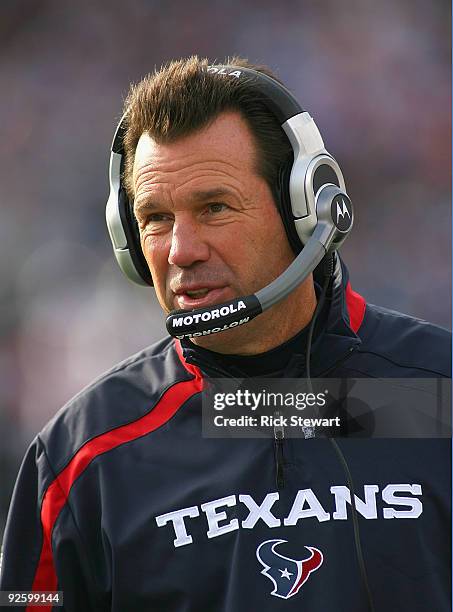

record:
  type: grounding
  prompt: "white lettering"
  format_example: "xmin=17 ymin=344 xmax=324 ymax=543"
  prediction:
xmin=201 ymin=495 xmax=239 ymax=538
xmin=220 ymin=306 xmax=230 ymax=316
xmin=206 ymin=66 xmax=242 ymax=78
xmin=331 ymin=485 xmax=379 ymax=520
xmin=176 ymin=316 xmax=276 ymax=338
xmin=155 ymin=483 xmax=424 ymax=548
xmin=251 ymin=392 xmax=262 ymax=411
xmin=240 ymin=493 xmax=281 ymax=528
xmin=284 ymin=489 xmax=330 ymax=524
xmin=213 ymin=393 xmax=224 ymax=410
xmin=155 ymin=505 xmax=199 ymax=548
xmin=382 ymin=484 xmax=423 ymax=519
xmin=224 ymin=393 xmax=236 ymax=407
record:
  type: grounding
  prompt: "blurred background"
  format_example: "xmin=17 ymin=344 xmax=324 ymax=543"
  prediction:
xmin=0 ymin=0 xmax=451 ymax=538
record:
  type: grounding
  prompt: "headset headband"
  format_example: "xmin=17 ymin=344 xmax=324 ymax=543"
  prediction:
xmin=205 ymin=65 xmax=304 ymax=121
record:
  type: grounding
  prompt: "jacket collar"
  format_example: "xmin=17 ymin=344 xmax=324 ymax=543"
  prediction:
xmin=309 ymin=254 xmax=365 ymax=376
xmin=177 ymin=254 xmax=366 ymax=378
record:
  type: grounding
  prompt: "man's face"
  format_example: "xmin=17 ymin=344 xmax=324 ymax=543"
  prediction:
xmin=132 ymin=111 xmax=314 ymax=353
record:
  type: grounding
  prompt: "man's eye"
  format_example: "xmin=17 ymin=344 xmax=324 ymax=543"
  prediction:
xmin=138 ymin=213 xmax=171 ymax=230
xmin=141 ymin=213 xmax=171 ymax=225
xmin=148 ymin=213 xmax=168 ymax=222
xmin=207 ymin=202 xmax=228 ymax=214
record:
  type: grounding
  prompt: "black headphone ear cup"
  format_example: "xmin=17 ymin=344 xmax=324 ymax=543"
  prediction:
xmin=118 ymin=187 xmax=153 ymax=285
xmin=312 ymin=163 xmax=340 ymax=195
xmin=275 ymin=158 xmax=304 ymax=255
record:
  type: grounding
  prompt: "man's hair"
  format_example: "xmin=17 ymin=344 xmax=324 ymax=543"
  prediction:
xmin=122 ymin=55 xmax=292 ymax=202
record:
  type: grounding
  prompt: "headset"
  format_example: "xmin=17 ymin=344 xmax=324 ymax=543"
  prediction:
xmin=105 ymin=65 xmax=354 ymax=340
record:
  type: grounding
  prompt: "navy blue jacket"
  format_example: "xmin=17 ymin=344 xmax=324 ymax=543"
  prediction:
xmin=0 ymin=257 xmax=451 ymax=611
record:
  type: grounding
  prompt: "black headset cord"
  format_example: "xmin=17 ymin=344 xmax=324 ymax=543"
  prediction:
xmin=305 ymin=255 xmax=376 ymax=612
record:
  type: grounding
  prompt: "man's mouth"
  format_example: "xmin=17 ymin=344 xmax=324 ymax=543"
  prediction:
xmin=173 ymin=286 xmax=230 ymax=310
xmin=185 ymin=288 xmax=210 ymax=298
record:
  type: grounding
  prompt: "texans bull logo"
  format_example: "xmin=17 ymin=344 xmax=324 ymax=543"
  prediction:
xmin=256 ymin=539 xmax=323 ymax=599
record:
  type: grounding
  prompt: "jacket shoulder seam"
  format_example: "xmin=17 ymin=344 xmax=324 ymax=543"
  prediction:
xmin=60 ymin=340 xmax=175 ymax=409
xmin=354 ymin=348 xmax=450 ymax=378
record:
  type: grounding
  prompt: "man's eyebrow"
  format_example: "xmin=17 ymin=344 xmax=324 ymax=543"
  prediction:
xmin=134 ymin=187 xmax=237 ymax=215
xmin=133 ymin=197 xmax=159 ymax=216
xmin=188 ymin=187 xmax=236 ymax=201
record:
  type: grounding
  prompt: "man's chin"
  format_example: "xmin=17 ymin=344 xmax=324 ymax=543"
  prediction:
xmin=187 ymin=318 xmax=261 ymax=355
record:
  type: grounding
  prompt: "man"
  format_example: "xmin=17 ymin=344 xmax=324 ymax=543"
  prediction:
xmin=0 ymin=57 xmax=450 ymax=611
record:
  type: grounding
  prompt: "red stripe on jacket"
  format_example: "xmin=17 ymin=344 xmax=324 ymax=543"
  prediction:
xmin=174 ymin=339 xmax=204 ymax=379
xmin=28 ymin=375 xmax=203 ymax=611
xmin=345 ymin=281 xmax=366 ymax=333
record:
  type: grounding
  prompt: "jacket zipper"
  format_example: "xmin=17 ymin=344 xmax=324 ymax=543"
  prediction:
xmin=184 ymin=345 xmax=360 ymax=494
xmin=189 ymin=354 xmax=288 ymax=491
xmin=273 ymin=411 xmax=285 ymax=490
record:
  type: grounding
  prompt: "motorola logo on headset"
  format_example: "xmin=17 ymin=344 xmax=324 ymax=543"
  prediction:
xmin=171 ymin=299 xmax=251 ymax=339
xmin=172 ymin=300 xmax=247 ymax=327
xmin=206 ymin=66 xmax=242 ymax=78
xmin=332 ymin=194 xmax=353 ymax=232
xmin=105 ymin=65 xmax=354 ymax=338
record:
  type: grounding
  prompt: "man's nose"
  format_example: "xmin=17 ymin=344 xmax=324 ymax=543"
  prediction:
xmin=168 ymin=216 xmax=210 ymax=267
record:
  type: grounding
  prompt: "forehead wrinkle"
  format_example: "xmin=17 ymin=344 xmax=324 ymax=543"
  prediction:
xmin=134 ymin=152 xmax=254 ymax=189
xmin=135 ymin=156 xmax=249 ymax=181
xmin=133 ymin=166 xmax=166 ymax=195
xmin=135 ymin=160 xmax=249 ymax=206
xmin=172 ymin=170 xmax=245 ymax=201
